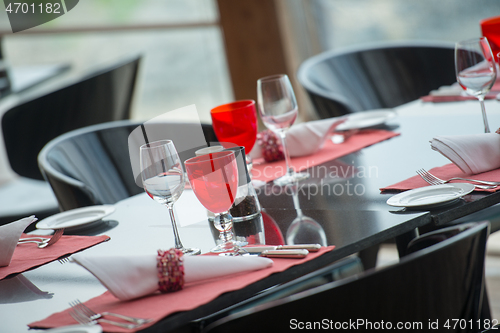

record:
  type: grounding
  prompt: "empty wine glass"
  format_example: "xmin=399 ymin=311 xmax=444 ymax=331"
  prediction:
xmin=455 ymin=37 xmax=497 ymax=133
xmin=140 ymin=140 xmax=200 ymax=255
xmin=285 ymin=182 xmax=327 ymax=246
xmin=257 ymin=74 xmax=310 ymax=185
xmin=185 ymin=151 xmax=239 ymax=253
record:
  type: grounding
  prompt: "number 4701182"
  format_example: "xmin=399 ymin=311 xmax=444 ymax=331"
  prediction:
xmin=5 ymin=2 xmax=61 ymax=14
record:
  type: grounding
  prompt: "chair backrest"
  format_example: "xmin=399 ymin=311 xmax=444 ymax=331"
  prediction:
xmin=2 ymin=55 xmax=141 ymax=180
xmin=297 ymin=41 xmax=456 ymax=118
xmin=203 ymin=222 xmax=489 ymax=333
xmin=38 ymin=120 xmax=218 ymax=211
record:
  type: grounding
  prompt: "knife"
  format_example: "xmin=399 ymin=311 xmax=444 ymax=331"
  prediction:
xmin=243 ymin=244 xmax=321 ymax=254
xmin=257 ymin=249 xmax=309 ymax=258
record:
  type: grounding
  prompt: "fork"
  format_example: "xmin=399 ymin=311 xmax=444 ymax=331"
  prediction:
xmin=417 ymin=169 xmax=500 ymax=186
xmin=69 ymin=309 xmax=142 ymax=330
xmin=58 ymin=256 xmax=73 ymax=264
xmin=416 ymin=169 xmax=497 ymax=190
xmin=70 ymin=299 xmax=151 ymax=325
xmin=17 ymin=229 xmax=64 ymax=248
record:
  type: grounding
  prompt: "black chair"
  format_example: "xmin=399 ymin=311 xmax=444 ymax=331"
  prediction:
xmin=297 ymin=41 xmax=456 ymax=118
xmin=38 ymin=120 xmax=218 ymax=211
xmin=201 ymin=222 xmax=489 ymax=333
xmin=0 ymin=55 xmax=141 ymax=225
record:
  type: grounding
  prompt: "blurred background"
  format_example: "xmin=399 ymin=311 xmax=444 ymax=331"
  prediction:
xmin=1 ymin=0 xmax=499 ymax=123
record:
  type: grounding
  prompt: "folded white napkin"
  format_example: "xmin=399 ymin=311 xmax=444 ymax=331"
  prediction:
xmin=72 ymin=253 xmax=273 ymax=301
xmin=429 ymin=83 xmax=464 ymax=96
xmin=0 ymin=216 xmax=37 ymax=267
xmin=431 ymin=134 xmax=500 ymax=174
xmin=250 ymin=117 xmax=346 ymax=159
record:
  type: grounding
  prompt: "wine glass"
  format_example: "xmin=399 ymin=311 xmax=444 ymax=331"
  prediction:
xmin=257 ymin=74 xmax=310 ymax=185
xmin=185 ymin=150 xmax=239 ymax=253
xmin=285 ymin=182 xmax=327 ymax=246
xmin=210 ymin=100 xmax=258 ymax=171
xmin=455 ymin=37 xmax=497 ymax=133
xmin=140 ymin=140 xmax=200 ymax=255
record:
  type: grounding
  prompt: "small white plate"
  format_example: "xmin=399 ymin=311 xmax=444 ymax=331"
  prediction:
xmin=36 ymin=205 xmax=115 ymax=230
xmin=386 ymin=183 xmax=475 ymax=208
xmin=45 ymin=324 xmax=102 ymax=333
xmin=336 ymin=109 xmax=396 ymax=131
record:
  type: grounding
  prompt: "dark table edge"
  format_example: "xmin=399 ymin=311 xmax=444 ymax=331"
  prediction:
xmin=432 ymin=191 xmax=500 ymax=226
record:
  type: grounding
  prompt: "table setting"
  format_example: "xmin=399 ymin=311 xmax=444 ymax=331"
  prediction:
xmin=29 ymin=246 xmax=335 ymax=332
xmin=379 ymin=29 xmax=500 ymax=214
xmin=4 ymin=45 xmax=500 ymax=331
xmin=0 ymin=68 xmax=414 ymax=332
xmin=0 ymin=215 xmax=110 ymax=281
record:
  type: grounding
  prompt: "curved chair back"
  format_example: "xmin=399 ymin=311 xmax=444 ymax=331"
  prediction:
xmin=297 ymin=42 xmax=456 ymax=118
xmin=38 ymin=120 xmax=218 ymax=211
xmin=203 ymin=222 xmax=489 ymax=333
xmin=2 ymin=55 xmax=141 ymax=180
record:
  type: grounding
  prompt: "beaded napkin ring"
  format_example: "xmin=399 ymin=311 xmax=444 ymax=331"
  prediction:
xmin=157 ymin=248 xmax=185 ymax=292
xmin=256 ymin=130 xmax=284 ymax=162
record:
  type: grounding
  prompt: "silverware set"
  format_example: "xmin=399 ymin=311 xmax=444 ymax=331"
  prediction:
xmin=416 ymin=169 xmax=499 ymax=190
xmin=69 ymin=299 xmax=152 ymax=329
xmin=17 ymin=228 xmax=64 ymax=248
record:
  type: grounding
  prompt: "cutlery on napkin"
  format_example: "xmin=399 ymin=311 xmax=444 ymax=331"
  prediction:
xmin=243 ymin=244 xmax=321 ymax=253
xmin=71 ymin=253 xmax=273 ymax=301
xmin=430 ymin=133 xmax=500 ymax=175
xmin=0 ymin=216 xmax=37 ymax=267
xmin=250 ymin=117 xmax=346 ymax=159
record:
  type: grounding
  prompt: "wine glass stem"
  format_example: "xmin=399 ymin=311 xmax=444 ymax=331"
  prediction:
xmin=279 ymin=132 xmax=294 ymax=177
xmin=479 ymin=97 xmax=491 ymax=133
xmin=167 ymin=205 xmax=184 ymax=250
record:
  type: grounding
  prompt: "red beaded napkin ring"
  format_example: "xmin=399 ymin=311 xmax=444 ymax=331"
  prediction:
xmin=157 ymin=248 xmax=185 ymax=293
xmin=256 ymin=130 xmax=285 ymax=162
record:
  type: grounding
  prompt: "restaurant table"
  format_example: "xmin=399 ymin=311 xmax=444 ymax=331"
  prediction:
xmin=1 ymin=98 xmax=500 ymax=332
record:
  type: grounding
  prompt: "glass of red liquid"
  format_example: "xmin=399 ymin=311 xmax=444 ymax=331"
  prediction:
xmin=210 ymin=100 xmax=258 ymax=171
xmin=185 ymin=150 xmax=239 ymax=253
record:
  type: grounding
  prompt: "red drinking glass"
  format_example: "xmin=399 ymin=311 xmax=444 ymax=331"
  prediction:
xmin=210 ymin=100 xmax=258 ymax=154
xmin=481 ymin=16 xmax=500 ymax=63
xmin=185 ymin=151 xmax=239 ymax=253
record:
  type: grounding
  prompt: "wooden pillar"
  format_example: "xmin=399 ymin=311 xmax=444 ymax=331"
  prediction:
xmin=216 ymin=0 xmax=289 ymax=102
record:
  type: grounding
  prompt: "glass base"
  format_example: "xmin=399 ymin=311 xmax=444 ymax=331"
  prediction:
xmin=273 ymin=171 xmax=310 ymax=186
xmin=180 ymin=247 xmax=201 ymax=255
xmin=210 ymin=240 xmax=239 ymax=253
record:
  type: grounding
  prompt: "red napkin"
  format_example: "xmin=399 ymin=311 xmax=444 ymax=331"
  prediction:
xmin=252 ymin=129 xmax=399 ymax=183
xmin=30 ymin=246 xmax=335 ymax=332
xmin=420 ymin=93 xmax=498 ymax=103
xmin=481 ymin=16 xmax=500 ymax=62
xmin=380 ymin=163 xmax=500 ymax=193
xmin=0 ymin=233 xmax=109 ymax=280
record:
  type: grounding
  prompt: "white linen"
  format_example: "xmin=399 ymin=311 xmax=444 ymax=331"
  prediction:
xmin=430 ymin=133 xmax=500 ymax=174
xmin=0 ymin=216 xmax=37 ymax=267
xmin=72 ymin=253 xmax=273 ymax=301
xmin=250 ymin=117 xmax=346 ymax=159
